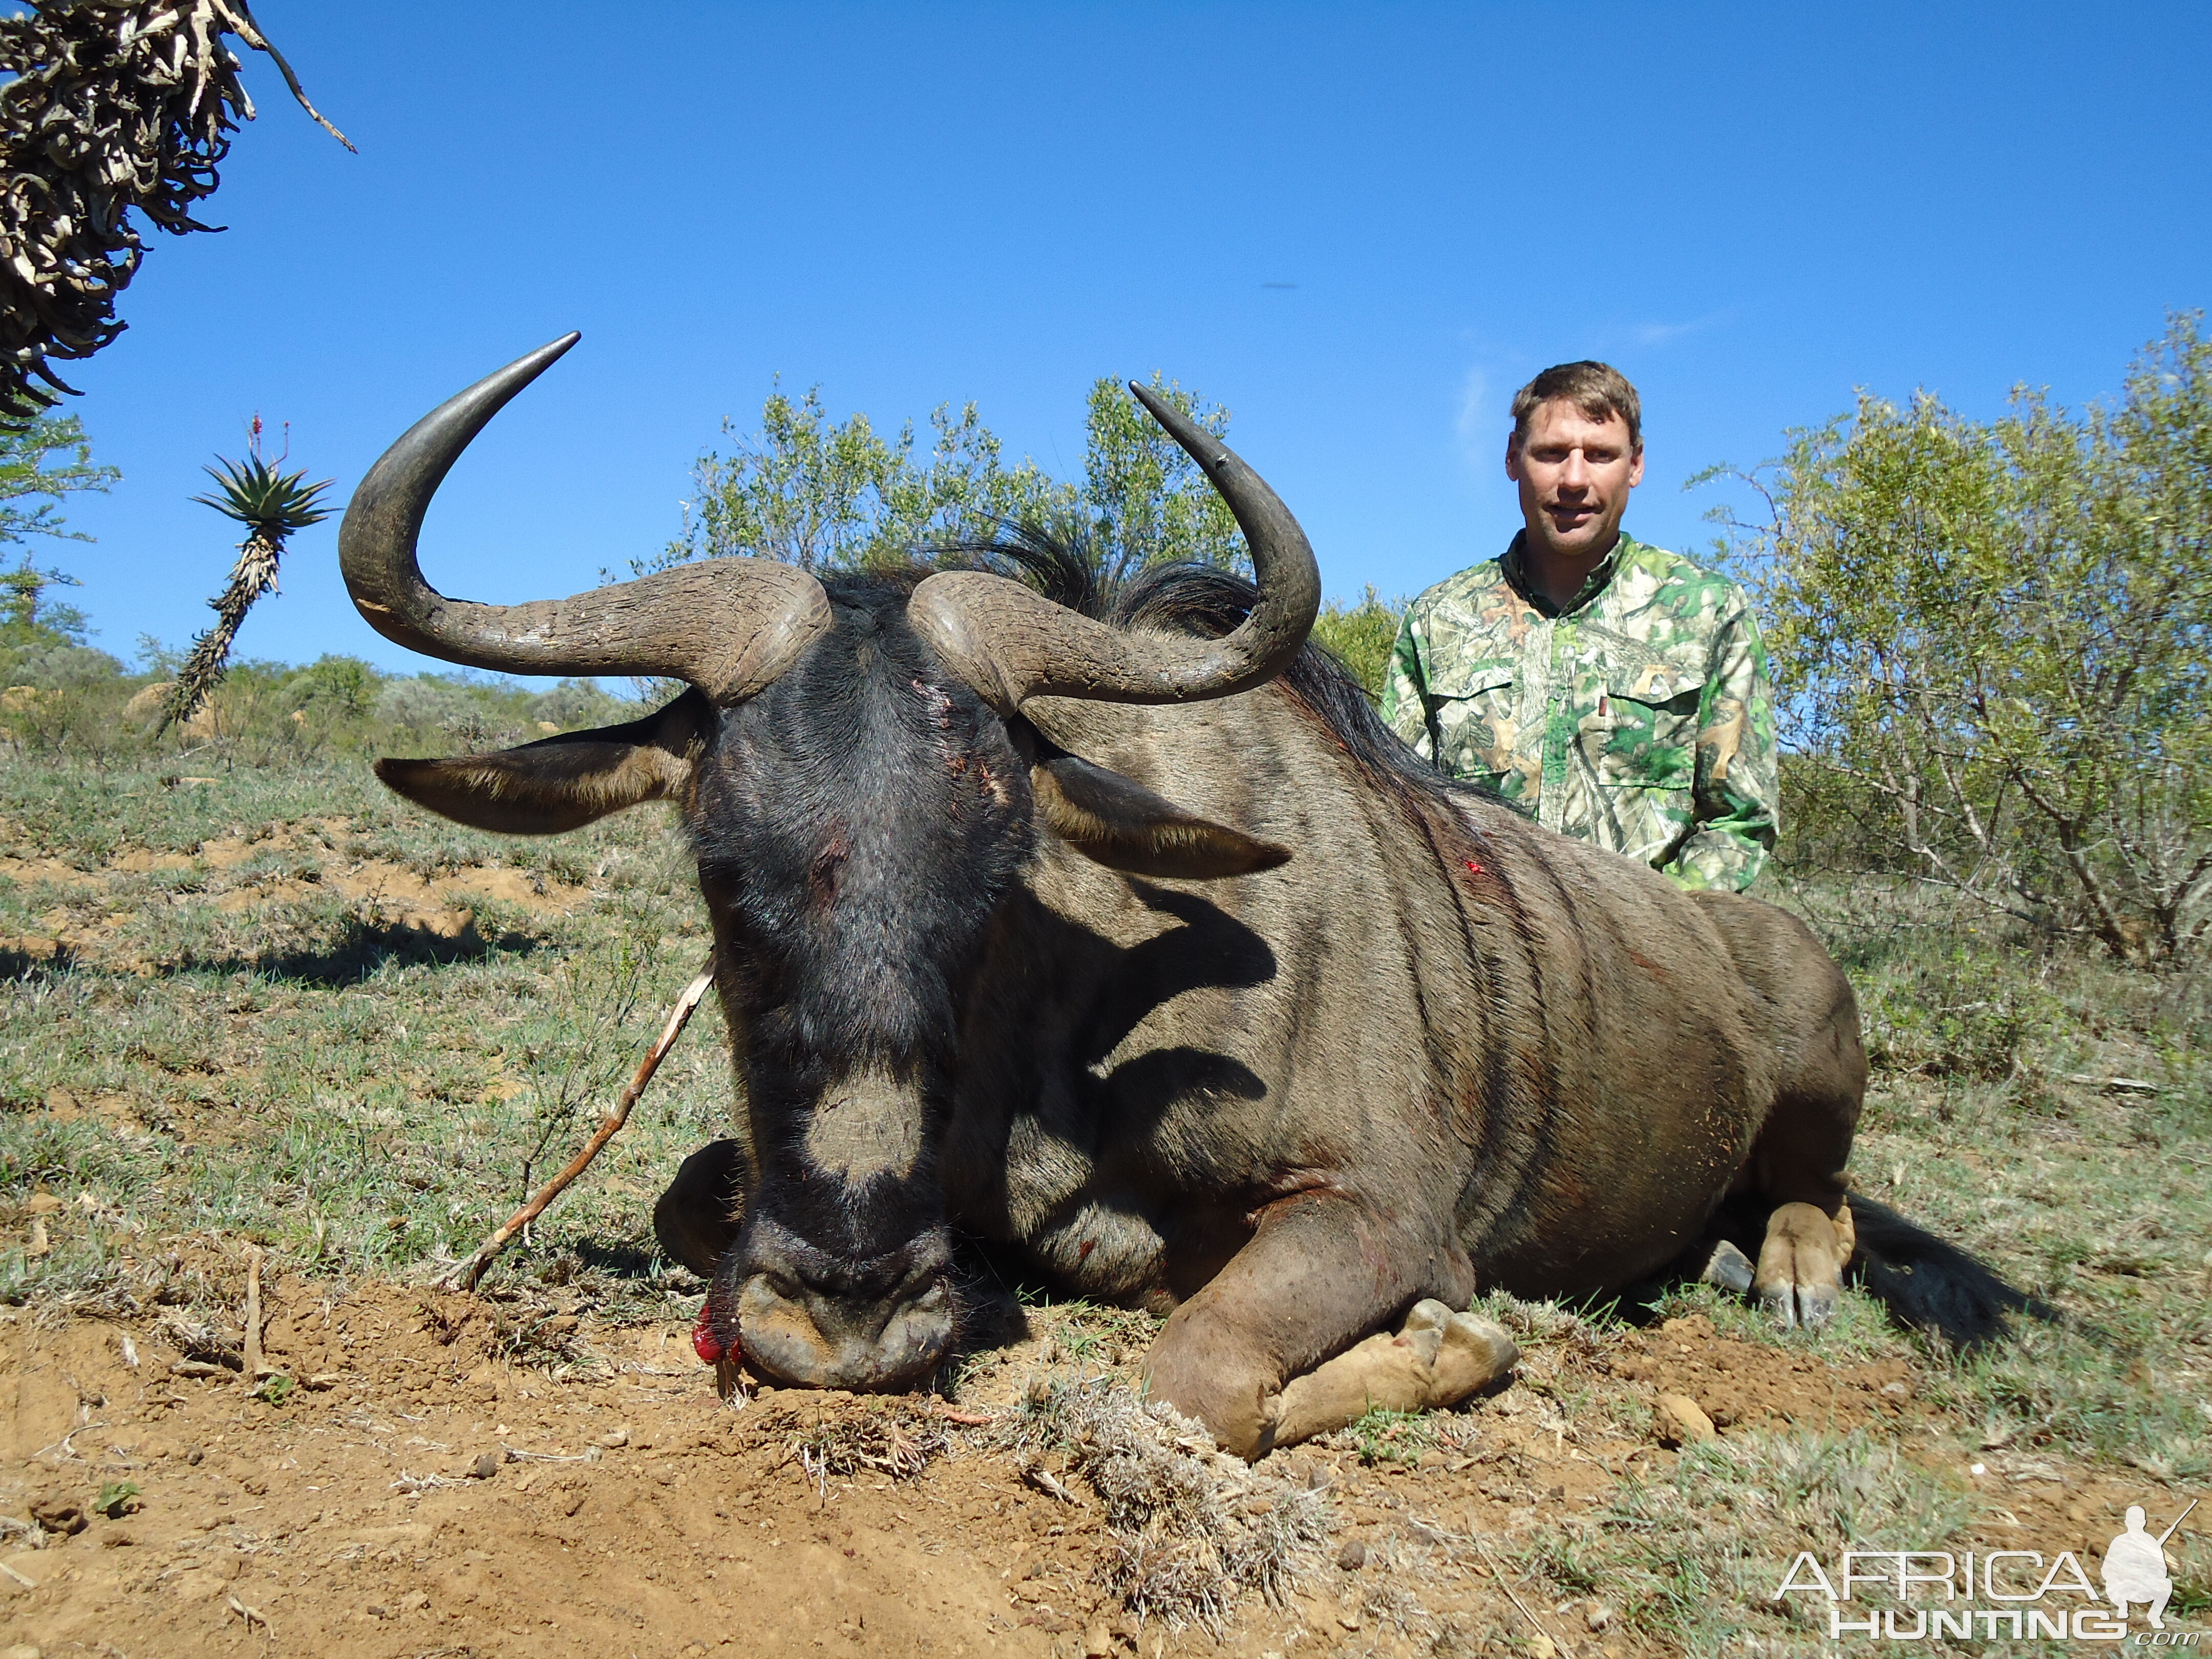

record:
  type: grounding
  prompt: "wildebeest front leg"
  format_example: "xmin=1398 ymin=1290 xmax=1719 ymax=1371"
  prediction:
xmin=1142 ymin=1193 xmax=1485 ymax=1460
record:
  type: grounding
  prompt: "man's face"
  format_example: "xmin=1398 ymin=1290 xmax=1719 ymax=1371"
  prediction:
xmin=1505 ymin=399 xmax=1644 ymax=563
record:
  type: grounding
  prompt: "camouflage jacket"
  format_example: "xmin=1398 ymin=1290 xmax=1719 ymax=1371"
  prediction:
xmin=1380 ymin=532 xmax=1778 ymax=891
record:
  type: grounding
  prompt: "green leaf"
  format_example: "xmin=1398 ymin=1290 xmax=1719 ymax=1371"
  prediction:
xmin=94 ymin=1479 xmax=141 ymax=1518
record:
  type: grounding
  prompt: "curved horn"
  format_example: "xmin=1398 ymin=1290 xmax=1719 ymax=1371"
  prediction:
xmin=907 ymin=382 xmax=1321 ymax=713
xmin=339 ymin=334 xmax=831 ymax=702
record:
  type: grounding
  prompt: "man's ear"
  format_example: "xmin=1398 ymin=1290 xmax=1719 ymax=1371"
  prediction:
xmin=1031 ymin=754 xmax=1289 ymax=880
xmin=375 ymin=690 xmax=710 ymax=835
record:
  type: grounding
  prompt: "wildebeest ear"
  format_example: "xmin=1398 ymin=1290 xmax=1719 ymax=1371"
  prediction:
xmin=375 ymin=690 xmax=710 ymax=835
xmin=1030 ymin=755 xmax=1290 ymax=880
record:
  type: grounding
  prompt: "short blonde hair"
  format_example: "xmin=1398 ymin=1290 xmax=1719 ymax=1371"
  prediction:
xmin=1509 ymin=361 xmax=1642 ymax=454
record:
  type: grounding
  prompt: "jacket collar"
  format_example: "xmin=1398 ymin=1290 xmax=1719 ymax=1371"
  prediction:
xmin=1499 ymin=529 xmax=1637 ymax=619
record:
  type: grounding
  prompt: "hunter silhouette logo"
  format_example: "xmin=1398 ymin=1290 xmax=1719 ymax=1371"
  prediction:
xmin=1772 ymin=1496 xmax=2200 ymax=1643
xmin=2104 ymin=1501 xmax=2196 ymax=1631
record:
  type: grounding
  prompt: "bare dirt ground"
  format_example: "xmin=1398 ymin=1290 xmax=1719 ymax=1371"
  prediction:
xmin=2 ymin=1277 xmax=2178 ymax=1659
xmin=0 ymin=816 xmax=591 ymax=973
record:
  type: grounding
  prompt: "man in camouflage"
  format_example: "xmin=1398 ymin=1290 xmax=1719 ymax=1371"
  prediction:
xmin=1382 ymin=361 xmax=1778 ymax=890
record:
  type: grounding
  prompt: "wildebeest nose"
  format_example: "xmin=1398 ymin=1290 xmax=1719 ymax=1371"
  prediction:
xmin=733 ymin=1269 xmax=953 ymax=1393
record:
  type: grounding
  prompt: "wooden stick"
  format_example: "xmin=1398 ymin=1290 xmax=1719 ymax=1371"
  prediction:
xmin=241 ymin=1244 xmax=270 ymax=1380
xmin=439 ymin=954 xmax=717 ymax=1293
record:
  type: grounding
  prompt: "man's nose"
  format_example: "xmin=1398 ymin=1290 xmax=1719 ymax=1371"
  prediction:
xmin=1558 ymin=448 xmax=1592 ymax=488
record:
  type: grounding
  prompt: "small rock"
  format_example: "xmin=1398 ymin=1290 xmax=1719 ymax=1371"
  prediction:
xmin=1655 ymin=1394 xmax=1716 ymax=1446
xmin=598 ymin=1428 xmax=630 ymax=1449
xmin=398 ymin=1589 xmax=430 ymax=1613
xmin=171 ymin=1360 xmax=223 ymax=1379
xmin=365 ymin=1604 xmax=390 ymax=1619
xmin=1586 ymin=1604 xmax=1615 ymax=1631
xmin=1082 ymin=1622 xmax=1114 ymax=1656
xmin=1336 ymin=1608 xmax=1363 ymax=1631
xmin=185 ymin=1447 xmax=204 ymax=1465
xmin=29 ymin=1497 xmax=86 ymax=1536
xmin=6 ymin=1644 xmax=45 ymax=1659
xmin=471 ymin=1452 xmax=502 ymax=1481
xmin=1527 ymin=1637 xmax=1556 ymax=1659
xmin=1336 ymin=1538 xmax=1367 ymax=1570
xmin=100 ymin=1530 xmax=137 ymax=1548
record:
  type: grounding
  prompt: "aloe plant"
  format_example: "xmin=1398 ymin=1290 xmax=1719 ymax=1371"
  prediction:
xmin=163 ymin=436 xmax=333 ymax=733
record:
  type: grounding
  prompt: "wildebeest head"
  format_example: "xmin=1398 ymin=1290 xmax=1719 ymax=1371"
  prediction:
xmin=339 ymin=335 xmax=1318 ymax=1391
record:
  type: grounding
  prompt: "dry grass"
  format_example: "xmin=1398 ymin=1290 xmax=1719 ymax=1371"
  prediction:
xmin=988 ymin=1367 xmax=1334 ymax=1630
xmin=775 ymin=1395 xmax=953 ymax=1495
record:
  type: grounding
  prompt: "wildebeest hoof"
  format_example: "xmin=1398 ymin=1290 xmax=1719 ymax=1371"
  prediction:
xmin=1266 ymin=1300 xmax=1518 ymax=1455
xmin=1404 ymin=1299 xmax=1520 ymax=1402
xmin=1697 ymin=1239 xmax=1755 ymax=1295
xmin=1754 ymin=1201 xmax=1849 ymax=1330
xmin=652 ymin=1139 xmax=750 ymax=1277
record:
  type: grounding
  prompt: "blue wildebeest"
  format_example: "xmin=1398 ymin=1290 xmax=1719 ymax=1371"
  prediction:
xmin=339 ymin=337 xmax=2034 ymax=1458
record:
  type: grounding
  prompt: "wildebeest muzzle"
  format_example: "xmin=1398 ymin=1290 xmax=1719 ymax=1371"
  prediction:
xmin=719 ymin=1214 xmax=956 ymax=1391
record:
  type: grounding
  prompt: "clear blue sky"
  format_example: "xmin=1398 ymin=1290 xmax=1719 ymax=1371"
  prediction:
xmin=32 ymin=3 xmax=2212 ymax=683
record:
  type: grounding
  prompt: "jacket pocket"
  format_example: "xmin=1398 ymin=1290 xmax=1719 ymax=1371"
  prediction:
xmin=1589 ymin=660 xmax=1700 ymax=794
xmin=1425 ymin=661 xmax=1520 ymax=791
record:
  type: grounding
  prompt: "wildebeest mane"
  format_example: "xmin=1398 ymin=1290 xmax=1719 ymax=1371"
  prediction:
xmin=939 ymin=523 xmax=1506 ymax=826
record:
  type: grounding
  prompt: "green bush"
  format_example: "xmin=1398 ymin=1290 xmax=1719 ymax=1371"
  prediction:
xmin=1705 ymin=313 xmax=2212 ymax=960
xmin=1309 ymin=585 xmax=1404 ymax=705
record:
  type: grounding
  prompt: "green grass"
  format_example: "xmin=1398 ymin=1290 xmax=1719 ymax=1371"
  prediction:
xmin=1347 ymin=1404 xmax=1439 ymax=1467
xmin=1770 ymin=875 xmax=2212 ymax=1482
xmin=1 ymin=753 xmax=726 ymax=1326
xmin=1516 ymin=1429 xmax=1990 ymax=1654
